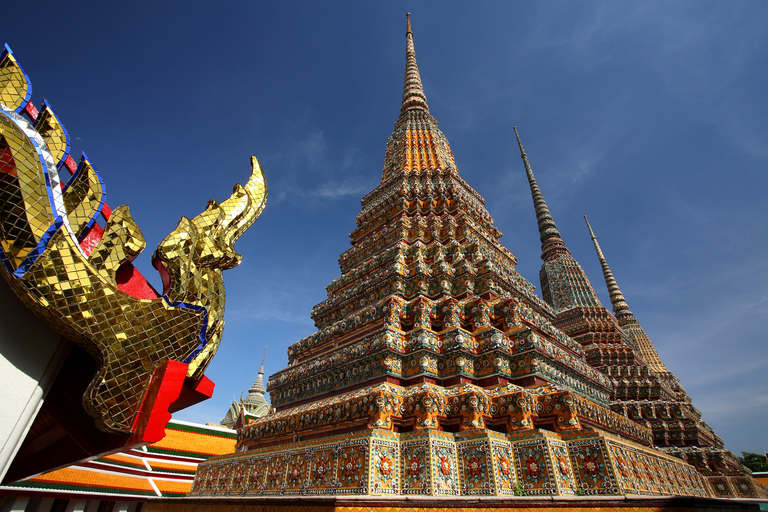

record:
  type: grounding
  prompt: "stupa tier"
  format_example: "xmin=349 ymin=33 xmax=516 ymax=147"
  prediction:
xmin=190 ymin=16 xmax=767 ymax=500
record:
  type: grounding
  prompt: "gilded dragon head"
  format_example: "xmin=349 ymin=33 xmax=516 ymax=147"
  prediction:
xmin=0 ymin=44 xmax=267 ymax=433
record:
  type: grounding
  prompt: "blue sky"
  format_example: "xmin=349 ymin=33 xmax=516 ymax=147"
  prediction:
xmin=3 ymin=2 xmax=766 ymax=455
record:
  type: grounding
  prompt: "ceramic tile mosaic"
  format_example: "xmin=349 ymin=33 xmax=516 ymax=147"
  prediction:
xmin=457 ymin=437 xmax=494 ymax=495
xmin=284 ymin=452 xmax=308 ymax=493
xmin=547 ymin=439 xmax=575 ymax=495
xmin=512 ymin=436 xmax=557 ymax=495
xmin=246 ymin=458 xmax=266 ymax=494
xmin=400 ymin=434 xmax=431 ymax=495
xmin=338 ymin=442 xmax=370 ymax=494
xmin=305 ymin=448 xmax=335 ymax=494
xmin=566 ymin=436 xmax=619 ymax=495
xmin=605 ymin=438 xmax=711 ymax=498
xmin=430 ymin=438 xmax=459 ymax=495
xmin=370 ymin=437 xmax=399 ymax=494
xmin=488 ymin=436 xmax=517 ymax=495
xmin=265 ymin=455 xmax=286 ymax=494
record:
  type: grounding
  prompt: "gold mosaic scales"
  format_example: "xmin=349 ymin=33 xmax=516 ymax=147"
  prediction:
xmin=0 ymin=45 xmax=267 ymax=434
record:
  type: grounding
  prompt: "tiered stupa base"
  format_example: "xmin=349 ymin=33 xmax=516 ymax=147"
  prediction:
xmin=192 ymin=427 xmax=709 ymax=498
xmin=189 ymin=382 xmax=766 ymax=499
xmin=149 ymin=496 xmax=764 ymax=512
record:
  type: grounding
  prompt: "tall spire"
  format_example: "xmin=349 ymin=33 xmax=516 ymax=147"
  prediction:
xmin=514 ymin=126 xmax=568 ymax=260
xmin=584 ymin=217 xmax=673 ymax=375
xmin=401 ymin=13 xmax=429 ymax=114
xmin=584 ymin=216 xmax=632 ymax=318
xmin=380 ymin=14 xmax=456 ymax=181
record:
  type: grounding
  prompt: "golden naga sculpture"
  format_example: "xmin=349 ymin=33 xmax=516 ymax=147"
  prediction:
xmin=0 ymin=44 xmax=267 ymax=434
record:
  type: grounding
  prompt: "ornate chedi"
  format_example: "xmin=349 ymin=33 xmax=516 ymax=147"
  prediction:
xmin=582 ymin=217 xmax=753 ymax=497
xmin=0 ymin=44 xmax=266 ymax=482
xmin=513 ymin=124 xmax=760 ymax=497
xmin=515 ymin=128 xmax=727 ymax=453
xmin=190 ymin=16 xmax=766 ymax=500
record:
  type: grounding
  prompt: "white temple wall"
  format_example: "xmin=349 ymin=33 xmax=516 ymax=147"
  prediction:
xmin=0 ymin=278 xmax=68 ymax=482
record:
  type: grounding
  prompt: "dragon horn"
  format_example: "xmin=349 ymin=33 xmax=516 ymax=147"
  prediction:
xmin=218 ymin=156 xmax=267 ymax=249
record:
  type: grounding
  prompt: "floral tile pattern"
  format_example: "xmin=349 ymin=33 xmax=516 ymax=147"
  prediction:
xmin=708 ymin=476 xmax=734 ymax=498
xmin=547 ymin=439 xmax=575 ymax=495
xmin=246 ymin=457 xmax=266 ymax=494
xmin=567 ymin=437 xmax=618 ymax=495
xmin=191 ymin=426 xmax=763 ymax=499
xmin=371 ymin=438 xmax=399 ymax=494
xmin=729 ymin=475 xmax=760 ymax=498
xmin=400 ymin=434 xmax=430 ymax=495
xmin=264 ymin=456 xmax=285 ymax=494
xmin=306 ymin=448 xmax=335 ymax=494
xmin=605 ymin=439 xmax=711 ymax=498
xmin=512 ymin=436 xmax=557 ymax=495
xmin=458 ymin=438 xmax=493 ymax=495
xmin=431 ymin=439 xmax=459 ymax=495
xmin=226 ymin=460 xmax=248 ymax=495
xmin=334 ymin=442 xmax=369 ymax=495
xmin=489 ymin=437 xmax=517 ymax=495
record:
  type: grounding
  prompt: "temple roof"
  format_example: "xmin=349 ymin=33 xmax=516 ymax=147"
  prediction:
xmin=1 ymin=420 xmax=235 ymax=498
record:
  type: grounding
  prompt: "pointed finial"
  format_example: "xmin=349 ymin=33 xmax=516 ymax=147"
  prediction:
xmin=514 ymin=127 xmax=565 ymax=256
xmin=584 ymin=215 xmax=632 ymax=317
xmin=246 ymin=345 xmax=268 ymax=396
xmin=401 ymin=13 xmax=429 ymax=114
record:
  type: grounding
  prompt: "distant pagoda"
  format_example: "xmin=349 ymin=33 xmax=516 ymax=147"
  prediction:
xmin=191 ymin=15 xmax=765 ymax=500
xmin=220 ymin=348 xmax=271 ymax=429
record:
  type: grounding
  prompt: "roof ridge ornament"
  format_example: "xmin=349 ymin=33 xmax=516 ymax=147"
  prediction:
xmin=0 ymin=44 xmax=267 ymax=434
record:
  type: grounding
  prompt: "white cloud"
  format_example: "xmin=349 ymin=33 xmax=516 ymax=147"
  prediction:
xmin=315 ymin=181 xmax=370 ymax=200
xmin=261 ymin=130 xmax=376 ymax=207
